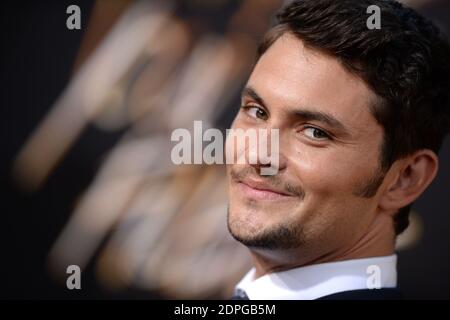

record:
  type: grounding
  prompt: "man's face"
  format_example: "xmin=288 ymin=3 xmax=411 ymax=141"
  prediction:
xmin=227 ymin=33 xmax=387 ymax=253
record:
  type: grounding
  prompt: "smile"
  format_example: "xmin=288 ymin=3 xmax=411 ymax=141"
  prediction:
xmin=237 ymin=179 xmax=293 ymax=201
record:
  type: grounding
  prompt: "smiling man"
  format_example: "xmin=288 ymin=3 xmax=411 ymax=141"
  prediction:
xmin=226 ymin=0 xmax=450 ymax=300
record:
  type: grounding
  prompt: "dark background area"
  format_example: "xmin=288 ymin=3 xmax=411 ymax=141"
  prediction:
xmin=0 ymin=0 xmax=144 ymax=299
xmin=0 ymin=0 xmax=449 ymax=299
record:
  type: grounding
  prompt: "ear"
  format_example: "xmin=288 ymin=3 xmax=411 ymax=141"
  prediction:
xmin=378 ymin=149 xmax=439 ymax=213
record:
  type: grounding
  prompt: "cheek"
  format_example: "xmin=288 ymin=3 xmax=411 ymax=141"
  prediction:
xmin=226 ymin=118 xmax=245 ymax=162
xmin=288 ymin=145 xmax=379 ymax=199
xmin=286 ymin=145 xmax=379 ymax=236
xmin=291 ymin=151 xmax=345 ymax=189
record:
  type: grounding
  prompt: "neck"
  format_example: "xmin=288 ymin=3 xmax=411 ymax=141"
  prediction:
xmin=250 ymin=213 xmax=396 ymax=279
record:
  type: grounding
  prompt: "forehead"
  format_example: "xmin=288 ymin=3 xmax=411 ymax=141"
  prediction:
xmin=247 ymin=33 xmax=380 ymax=136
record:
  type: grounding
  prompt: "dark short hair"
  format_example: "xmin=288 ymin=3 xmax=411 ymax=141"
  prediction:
xmin=258 ymin=0 xmax=450 ymax=235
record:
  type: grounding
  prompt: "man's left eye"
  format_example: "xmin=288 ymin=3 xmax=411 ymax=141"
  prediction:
xmin=303 ymin=127 xmax=331 ymax=140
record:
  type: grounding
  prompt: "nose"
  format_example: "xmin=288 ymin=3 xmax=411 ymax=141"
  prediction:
xmin=247 ymin=128 xmax=287 ymax=176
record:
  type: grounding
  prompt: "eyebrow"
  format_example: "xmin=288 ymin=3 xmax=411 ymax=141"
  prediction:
xmin=241 ymin=86 xmax=349 ymax=134
xmin=242 ymin=86 xmax=266 ymax=108
xmin=290 ymin=109 xmax=348 ymax=133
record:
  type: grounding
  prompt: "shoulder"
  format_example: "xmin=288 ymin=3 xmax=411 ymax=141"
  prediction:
xmin=317 ymin=288 xmax=403 ymax=300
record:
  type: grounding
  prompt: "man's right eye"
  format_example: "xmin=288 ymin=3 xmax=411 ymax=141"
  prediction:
xmin=242 ymin=105 xmax=268 ymax=121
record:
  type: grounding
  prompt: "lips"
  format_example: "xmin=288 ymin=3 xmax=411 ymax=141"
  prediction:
xmin=237 ymin=178 xmax=293 ymax=201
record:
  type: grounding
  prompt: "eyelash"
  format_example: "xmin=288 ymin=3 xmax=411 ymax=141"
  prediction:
xmin=241 ymin=105 xmax=268 ymax=120
xmin=300 ymin=126 xmax=332 ymax=141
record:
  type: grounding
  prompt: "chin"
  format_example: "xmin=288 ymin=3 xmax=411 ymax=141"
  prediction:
xmin=227 ymin=201 xmax=266 ymax=235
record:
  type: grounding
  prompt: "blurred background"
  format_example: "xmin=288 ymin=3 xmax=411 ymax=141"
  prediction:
xmin=0 ymin=0 xmax=449 ymax=299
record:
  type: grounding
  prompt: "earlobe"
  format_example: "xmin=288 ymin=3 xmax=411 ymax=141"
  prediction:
xmin=378 ymin=150 xmax=438 ymax=213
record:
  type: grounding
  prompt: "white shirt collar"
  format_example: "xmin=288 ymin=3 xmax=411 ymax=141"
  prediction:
xmin=235 ymin=254 xmax=397 ymax=300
